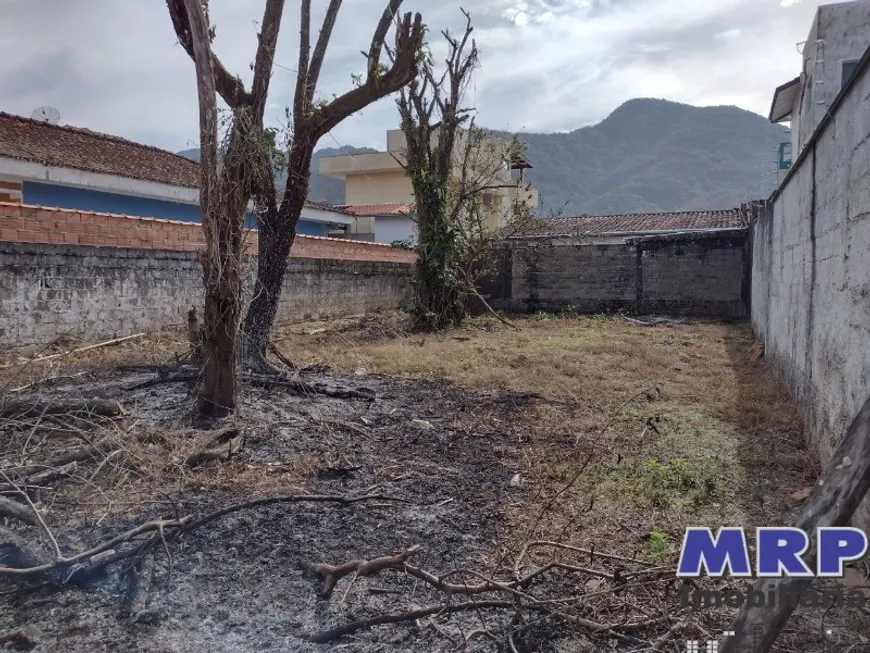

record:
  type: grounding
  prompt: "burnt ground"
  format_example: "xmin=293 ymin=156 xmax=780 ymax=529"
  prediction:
xmin=0 ymin=367 xmax=571 ymax=653
xmin=2 ymin=314 xmax=870 ymax=653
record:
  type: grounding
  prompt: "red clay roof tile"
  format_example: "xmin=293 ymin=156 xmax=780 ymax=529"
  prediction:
xmin=0 ymin=112 xmax=200 ymax=188
xmin=337 ymin=203 xmax=413 ymax=216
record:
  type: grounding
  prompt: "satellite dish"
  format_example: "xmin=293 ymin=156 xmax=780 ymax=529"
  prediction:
xmin=31 ymin=106 xmax=61 ymax=125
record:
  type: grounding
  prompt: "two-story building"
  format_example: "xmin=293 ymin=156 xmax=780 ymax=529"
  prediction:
xmin=768 ymin=0 xmax=870 ymax=180
xmin=319 ymin=128 xmax=539 ymax=243
xmin=0 ymin=111 xmax=351 ymax=236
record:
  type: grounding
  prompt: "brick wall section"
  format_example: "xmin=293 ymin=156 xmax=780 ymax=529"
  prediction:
xmin=486 ymin=230 xmax=748 ymax=318
xmin=0 ymin=202 xmax=416 ymax=264
xmin=0 ymin=241 xmax=412 ymax=347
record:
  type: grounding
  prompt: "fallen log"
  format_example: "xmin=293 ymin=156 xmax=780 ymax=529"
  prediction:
xmin=0 ymin=497 xmax=37 ymax=526
xmin=0 ymin=398 xmax=124 ymax=420
xmin=720 ymin=395 xmax=870 ymax=653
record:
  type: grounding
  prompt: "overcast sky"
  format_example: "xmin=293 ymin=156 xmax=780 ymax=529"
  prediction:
xmin=1 ymin=0 xmax=825 ymax=153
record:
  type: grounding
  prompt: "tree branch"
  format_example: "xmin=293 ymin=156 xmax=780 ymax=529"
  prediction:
xmin=367 ymin=0 xmax=402 ymax=80
xmin=180 ymin=0 xmax=220 ymax=220
xmin=166 ymin=0 xmax=252 ymax=107
xmin=251 ymin=0 xmax=287 ymax=117
xmin=306 ymin=0 xmax=343 ymax=105
xmin=293 ymin=0 xmax=312 ymax=121
xmin=311 ymin=8 xmax=424 ymax=139
xmin=307 ymin=600 xmax=514 ymax=643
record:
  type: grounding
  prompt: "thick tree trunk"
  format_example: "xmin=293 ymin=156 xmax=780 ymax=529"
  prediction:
xmin=241 ymin=142 xmax=314 ymax=365
xmin=199 ymin=202 xmax=243 ymax=416
xmin=180 ymin=0 xmax=242 ymax=417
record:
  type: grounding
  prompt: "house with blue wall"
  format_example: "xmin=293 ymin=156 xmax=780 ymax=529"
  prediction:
xmin=0 ymin=111 xmax=350 ymax=236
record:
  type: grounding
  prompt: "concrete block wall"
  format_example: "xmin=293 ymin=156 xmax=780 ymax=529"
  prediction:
xmin=751 ymin=51 xmax=870 ymax=528
xmin=0 ymin=241 xmax=412 ymax=347
xmin=495 ymin=230 xmax=747 ymax=318
xmin=0 ymin=203 xmax=415 ymax=347
xmin=639 ymin=235 xmax=746 ymax=316
xmin=512 ymin=242 xmax=637 ymax=313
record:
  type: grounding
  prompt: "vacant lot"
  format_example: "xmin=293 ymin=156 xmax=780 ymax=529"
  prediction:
xmin=1 ymin=313 xmax=868 ymax=652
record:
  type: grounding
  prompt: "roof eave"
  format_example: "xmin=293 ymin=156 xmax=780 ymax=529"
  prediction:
xmin=769 ymin=76 xmax=801 ymax=123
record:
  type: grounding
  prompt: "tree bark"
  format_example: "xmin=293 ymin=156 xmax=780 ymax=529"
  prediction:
xmin=182 ymin=0 xmax=239 ymax=417
xmin=242 ymin=142 xmax=314 ymax=363
xmin=239 ymin=2 xmax=424 ymax=365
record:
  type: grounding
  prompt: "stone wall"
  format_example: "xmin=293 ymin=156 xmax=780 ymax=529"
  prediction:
xmin=485 ymin=230 xmax=748 ymax=318
xmin=0 ymin=241 xmax=412 ymax=348
xmin=750 ymin=50 xmax=870 ymax=526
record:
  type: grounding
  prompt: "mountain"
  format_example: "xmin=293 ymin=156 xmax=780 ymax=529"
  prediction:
xmin=512 ymin=98 xmax=787 ymax=215
xmin=178 ymin=99 xmax=788 ymax=214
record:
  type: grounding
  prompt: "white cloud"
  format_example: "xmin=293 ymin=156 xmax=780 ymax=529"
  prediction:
xmin=716 ymin=28 xmax=743 ymax=40
xmin=781 ymin=0 xmax=802 ymax=7
xmin=0 ymin=0 xmax=827 ymax=153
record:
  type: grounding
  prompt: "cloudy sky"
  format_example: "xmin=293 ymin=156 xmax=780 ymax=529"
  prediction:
xmin=1 ymin=0 xmax=824 ymax=153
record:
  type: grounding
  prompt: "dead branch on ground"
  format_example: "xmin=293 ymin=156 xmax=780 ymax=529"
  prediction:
xmin=303 ymin=542 xmax=679 ymax=643
xmin=307 ymin=600 xmax=515 ymax=643
xmin=2 ymin=440 xmax=119 ymax=479
xmin=0 ymin=399 xmax=124 ymax=420
xmin=29 ymin=334 xmax=146 ymax=363
xmin=307 ymin=545 xmax=422 ymax=595
xmin=119 ymin=366 xmax=376 ymax=401
xmin=0 ymin=493 xmax=399 ymax=581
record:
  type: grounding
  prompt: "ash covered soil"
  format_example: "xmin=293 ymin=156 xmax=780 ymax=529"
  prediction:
xmin=1 ymin=366 xmax=573 ymax=653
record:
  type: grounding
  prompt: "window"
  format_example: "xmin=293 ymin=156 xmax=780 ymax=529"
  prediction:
xmin=842 ymin=60 xmax=859 ymax=88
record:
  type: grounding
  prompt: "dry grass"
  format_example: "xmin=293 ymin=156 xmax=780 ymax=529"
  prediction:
xmin=3 ymin=311 xmax=852 ymax=650
xmin=273 ymin=312 xmax=812 ymax=558
xmin=1 ymin=312 xmax=811 ymax=541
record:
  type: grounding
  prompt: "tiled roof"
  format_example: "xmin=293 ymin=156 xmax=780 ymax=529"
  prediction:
xmin=301 ymin=199 xmax=351 ymax=214
xmin=508 ymin=208 xmax=747 ymax=238
xmin=0 ymin=112 xmax=200 ymax=188
xmin=338 ymin=202 xmax=413 ymax=216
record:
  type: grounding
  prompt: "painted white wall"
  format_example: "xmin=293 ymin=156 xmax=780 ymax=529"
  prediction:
xmin=796 ymin=2 xmax=870 ymax=153
xmin=303 ymin=206 xmax=352 ymax=225
xmin=0 ymin=156 xmax=200 ymax=204
xmin=374 ymin=216 xmax=417 ymax=244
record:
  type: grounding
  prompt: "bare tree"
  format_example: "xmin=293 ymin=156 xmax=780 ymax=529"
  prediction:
xmin=397 ymin=10 xmax=535 ymax=331
xmin=240 ymin=1 xmax=425 ymax=368
xmin=168 ymin=0 xmax=422 ymax=408
xmin=168 ymin=0 xmax=284 ymax=416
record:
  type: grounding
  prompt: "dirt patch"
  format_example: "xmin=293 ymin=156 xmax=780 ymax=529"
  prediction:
xmin=1 ymin=314 xmax=869 ymax=652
